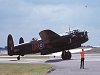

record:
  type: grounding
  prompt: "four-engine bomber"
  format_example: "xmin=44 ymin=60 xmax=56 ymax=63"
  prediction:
xmin=7 ymin=29 xmax=88 ymax=60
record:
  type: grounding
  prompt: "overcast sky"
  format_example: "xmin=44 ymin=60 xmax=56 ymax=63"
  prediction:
xmin=0 ymin=0 xmax=100 ymax=47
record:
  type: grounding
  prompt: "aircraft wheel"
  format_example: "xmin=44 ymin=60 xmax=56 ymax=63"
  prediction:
xmin=61 ymin=51 xmax=72 ymax=60
xmin=17 ymin=55 xmax=20 ymax=60
xmin=66 ymin=51 xmax=72 ymax=60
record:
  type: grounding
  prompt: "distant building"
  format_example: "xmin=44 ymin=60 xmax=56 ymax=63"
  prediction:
xmin=0 ymin=47 xmax=7 ymax=54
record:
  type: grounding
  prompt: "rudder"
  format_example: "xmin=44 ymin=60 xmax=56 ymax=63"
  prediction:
xmin=19 ymin=37 xmax=24 ymax=44
xmin=7 ymin=34 xmax=14 ymax=56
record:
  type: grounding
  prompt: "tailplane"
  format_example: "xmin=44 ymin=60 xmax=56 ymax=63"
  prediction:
xmin=7 ymin=34 xmax=14 ymax=56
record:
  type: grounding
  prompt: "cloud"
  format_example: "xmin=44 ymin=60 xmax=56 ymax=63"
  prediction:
xmin=0 ymin=0 xmax=100 ymax=46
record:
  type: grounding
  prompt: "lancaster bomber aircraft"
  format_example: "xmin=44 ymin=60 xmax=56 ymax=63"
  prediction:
xmin=7 ymin=29 xmax=88 ymax=60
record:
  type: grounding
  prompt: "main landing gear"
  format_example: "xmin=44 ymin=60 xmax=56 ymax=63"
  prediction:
xmin=61 ymin=50 xmax=72 ymax=60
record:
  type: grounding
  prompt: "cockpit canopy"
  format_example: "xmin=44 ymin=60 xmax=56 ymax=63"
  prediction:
xmin=69 ymin=30 xmax=87 ymax=36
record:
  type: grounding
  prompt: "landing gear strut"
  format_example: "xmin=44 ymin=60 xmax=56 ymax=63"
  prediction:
xmin=61 ymin=50 xmax=72 ymax=60
xmin=17 ymin=55 xmax=20 ymax=60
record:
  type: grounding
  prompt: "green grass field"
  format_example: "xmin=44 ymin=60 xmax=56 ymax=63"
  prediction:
xmin=0 ymin=63 xmax=52 ymax=75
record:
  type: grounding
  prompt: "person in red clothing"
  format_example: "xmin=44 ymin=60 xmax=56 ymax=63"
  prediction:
xmin=80 ymin=49 xmax=85 ymax=69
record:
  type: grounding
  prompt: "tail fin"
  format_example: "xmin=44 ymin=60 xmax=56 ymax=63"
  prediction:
xmin=19 ymin=37 xmax=24 ymax=44
xmin=39 ymin=30 xmax=60 ymax=44
xmin=7 ymin=34 xmax=14 ymax=56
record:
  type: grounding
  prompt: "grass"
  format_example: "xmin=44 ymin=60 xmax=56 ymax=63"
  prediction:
xmin=0 ymin=55 xmax=49 ymax=59
xmin=0 ymin=63 xmax=52 ymax=75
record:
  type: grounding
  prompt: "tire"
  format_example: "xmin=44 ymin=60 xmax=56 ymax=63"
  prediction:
xmin=17 ymin=56 xmax=20 ymax=60
xmin=61 ymin=51 xmax=72 ymax=60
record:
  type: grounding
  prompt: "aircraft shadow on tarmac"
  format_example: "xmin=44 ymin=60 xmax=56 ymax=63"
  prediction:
xmin=45 ymin=58 xmax=80 ymax=63
xmin=10 ymin=60 xmax=18 ymax=61
xmin=45 ymin=59 xmax=63 ymax=63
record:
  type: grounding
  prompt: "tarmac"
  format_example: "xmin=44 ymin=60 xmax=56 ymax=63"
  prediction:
xmin=0 ymin=53 xmax=100 ymax=75
xmin=48 ymin=54 xmax=100 ymax=75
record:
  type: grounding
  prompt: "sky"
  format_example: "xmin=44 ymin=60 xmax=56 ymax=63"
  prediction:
xmin=0 ymin=0 xmax=100 ymax=47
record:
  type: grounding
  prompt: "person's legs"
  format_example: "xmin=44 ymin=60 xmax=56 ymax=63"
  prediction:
xmin=82 ymin=58 xmax=84 ymax=69
xmin=80 ymin=58 xmax=82 ymax=69
xmin=83 ymin=58 xmax=84 ymax=69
